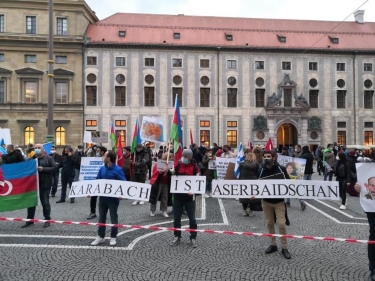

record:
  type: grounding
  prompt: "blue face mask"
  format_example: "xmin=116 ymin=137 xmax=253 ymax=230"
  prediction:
xmin=96 ymin=153 xmax=100 ymax=157
xmin=181 ymin=158 xmax=189 ymax=164
xmin=35 ymin=149 xmax=42 ymax=155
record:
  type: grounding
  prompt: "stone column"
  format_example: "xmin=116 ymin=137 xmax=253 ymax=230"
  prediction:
xmin=69 ymin=79 xmax=73 ymax=103
xmin=18 ymin=78 xmax=21 ymax=102
xmin=6 ymin=77 xmax=10 ymax=103
xmin=38 ymin=78 xmax=42 ymax=103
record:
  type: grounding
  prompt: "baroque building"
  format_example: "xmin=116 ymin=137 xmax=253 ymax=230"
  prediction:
xmin=83 ymin=11 xmax=375 ymax=150
xmin=0 ymin=0 xmax=98 ymax=147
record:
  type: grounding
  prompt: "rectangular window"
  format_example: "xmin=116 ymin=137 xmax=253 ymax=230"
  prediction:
xmin=144 ymin=87 xmax=155 ymax=106
xmin=309 ymin=62 xmax=318 ymax=71
xmin=200 ymin=59 xmax=209 ymax=68
xmin=284 ymin=89 xmax=292 ymax=107
xmin=364 ymin=91 xmax=374 ymax=109
xmin=364 ymin=63 xmax=373 ymax=72
xmin=172 ymin=58 xmax=182 ymax=68
xmin=227 ymin=88 xmax=237 ymax=107
xmin=174 ymin=33 xmax=180 ymax=39
xmin=309 ymin=90 xmax=319 ymax=108
xmin=115 ymin=130 xmax=126 ymax=147
xmin=200 ymin=88 xmax=210 ymax=107
xmin=365 ymin=131 xmax=374 ymax=145
xmin=118 ymin=31 xmax=126 ymax=37
xmin=25 ymin=55 xmax=36 ymax=63
xmin=25 ymin=81 xmax=37 ymax=103
xmin=56 ymin=18 xmax=67 ymax=35
xmin=87 ymin=56 xmax=97 ymax=65
xmin=145 ymin=58 xmax=154 ymax=67
xmin=0 ymin=53 xmax=4 ymax=62
xmin=0 ymin=81 xmax=4 ymax=103
xmin=227 ymin=130 xmax=237 ymax=148
xmin=337 ymin=90 xmax=346 ymax=108
xmin=56 ymin=56 xmax=67 ymax=64
xmin=282 ymin=62 xmax=291 ymax=70
xmin=227 ymin=121 xmax=237 ymax=127
xmin=227 ymin=60 xmax=237 ymax=69
xmin=55 ymin=82 xmax=67 ymax=104
xmin=116 ymin=57 xmax=126 ymax=66
xmin=200 ymin=130 xmax=210 ymax=147
xmin=115 ymin=120 xmax=126 ymax=126
xmin=365 ymin=122 xmax=374 ymax=128
xmin=86 ymin=120 xmax=97 ymax=127
xmin=26 ymin=16 xmax=36 ymax=34
xmin=172 ymin=87 xmax=182 ymax=107
xmin=200 ymin=121 xmax=210 ymax=127
xmin=0 ymin=15 xmax=4 ymax=33
xmin=337 ymin=63 xmax=345 ymax=71
xmin=255 ymin=61 xmax=264 ymax=69
xmin=337 ymin=122 xmax=346 ymax=128
xmin=337 ymin=131 xmax=346 ymax=145
xmin=115 ymin=86 xmax=126 ymax=106
xmin=255 ymin=89 xmax=265 ymax=107
xmin=86 ymin=86 xmax=97 ymax=106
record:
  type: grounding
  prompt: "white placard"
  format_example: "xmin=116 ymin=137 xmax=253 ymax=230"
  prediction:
xmin=208 ymin=160 xmax=216 ymax=170
xmin=79 ymin=157 xmax=104 ymax=180
xmin=215 ymin=157 xmax=236 ymax=180
xmin=156 ymin=159 xmax=174 ymax=171
xmin=211 ymin=179 xmax=340 ymax=200
xmin=140 ymin=116 xmax=166 ymax=143
xmin=356 ymin=163 xmax=375 ymax=212
xmin=69 ymin=179 xmax=151 ymax=201
xmin=0 ymin=129 xmax=11 ymax=145
xmin=170 ymin=175 xmax=206 ymax=194
xmin=83 ymin=131 xmax=92 ymax=143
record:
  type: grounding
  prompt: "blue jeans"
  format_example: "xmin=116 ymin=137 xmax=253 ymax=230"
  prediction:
xmin=303 ymin=174 xmax=312 ymax=180
xmin=27 ymin=188 xmax=51 ymax=220
xmin=324 ymin=167 xmax=333 ymax=181
xmin=98 ymin=200 xmax=119 ymax=238
xmin=173 ymin=199 xmax=197 ymax=239
xmin=51 ymin=171 xmax=59 ymax=195
xmin=60 ymin=175 xmax=73 ymax=200
xmin=205 ymin=179 xmax=212 ymax=193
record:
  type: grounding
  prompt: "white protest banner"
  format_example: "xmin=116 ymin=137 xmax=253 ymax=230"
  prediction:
xmin=211 ymin=179 xmax=339 ymax=200
xmin=140 ymin=116 xmax=165 ymax=143
xmin=79 ymin=157 xmax=104 ymax=180
xmin=0 ymin=129 xmax=11 ymax=145
xmin=356 ymin=163 xmax=375 ymax=212
xmin=277 ymin=155 xmax=306 ymax=180
xmin=170 ymin=175 xmax=206 ymax=195
xmin=215 ymin=157 xmax=236 ymax=180
xmin=83 ymin=131 xmax=92 ymax=143
xmin=69 ymin=179 xmax=151 ymax=201
xmin=208 ymin=160 xmax=216 ymax=170
xmin=156 ymin=159 xmax=174 ymax=171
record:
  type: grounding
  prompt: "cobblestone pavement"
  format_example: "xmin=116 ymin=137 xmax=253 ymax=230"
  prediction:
xmin=0 ymin=173 xmax=371 ymax=281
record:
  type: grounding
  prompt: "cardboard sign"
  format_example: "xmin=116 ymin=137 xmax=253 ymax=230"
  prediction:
xmin=79 ymin=157 xmax=104 ymax=180
xmin=170 ymin=175 xmax=206 ymax=194
xmin=156 ymin=159 xmax=174 ymax=171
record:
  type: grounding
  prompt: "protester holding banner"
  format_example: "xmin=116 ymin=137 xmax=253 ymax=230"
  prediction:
xmin=334 ymin=152 xmax=351 ymax=210
xmin=131 ymin=144 xmax=150 ymax=206
xmin=57 ymin=146 xmax=76 ymax=204
xmin=258 ymin=150 xmax=291 ymax=259
xmin=170 ymin=149 xmax=200 ymax=248
xmin=202 ymin=148 xmax=215 ymax=198
xmin=2 ymin=144 xmax=24 ymax=164
xmin=91 ymin=151 xmax=126 ymax=246
xmin=22 ymin=143 xmax=56 ymax=228
xmin=49 ymin=145 xmax=62 ymax=197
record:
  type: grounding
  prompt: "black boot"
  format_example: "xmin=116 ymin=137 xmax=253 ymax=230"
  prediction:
xmin=21 ymin=222 xmax=34 ymax=228
xmin=265 ymin=245 xmax=278 ymax=254
xmin=281 ymin=249 xmax=291 ymax=259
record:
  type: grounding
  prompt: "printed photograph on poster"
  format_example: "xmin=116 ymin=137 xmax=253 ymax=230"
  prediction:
xmin=91 ymin=131 xmax=108 ymax=143
xmin=277 ymin=155 xmax=306 ymax=180
xmin=356 ymin=163 xmax=375 ymax=212
xmin=140 ymin=116 xmax=165 ymax=143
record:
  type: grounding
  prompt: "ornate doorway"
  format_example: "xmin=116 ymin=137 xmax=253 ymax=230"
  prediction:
xmin=277 ymin=123 xmax=298 ymax=150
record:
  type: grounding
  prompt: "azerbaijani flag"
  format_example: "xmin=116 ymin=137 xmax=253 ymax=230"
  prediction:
xmin=170 ymin=95 xmax=183 ymax=166
xmin=0 ymin=160 xmax=38 ymax=212
xmin=110 ymin=121 xmax=117 ymax=153
xmin=116 ymin=133 xmax=124 ymax=167
xmin=131 ymin=117 xmax=142 ymax=153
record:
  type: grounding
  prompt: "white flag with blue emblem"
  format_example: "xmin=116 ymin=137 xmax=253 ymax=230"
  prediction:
xmin=234 ymin=142 xmax=245 ymax=178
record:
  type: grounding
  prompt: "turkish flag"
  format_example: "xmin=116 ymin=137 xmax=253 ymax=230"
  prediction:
xmin=265 ymin=137 xmax=274 ymax=151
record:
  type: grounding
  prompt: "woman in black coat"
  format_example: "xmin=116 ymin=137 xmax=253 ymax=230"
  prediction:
xmin=335 ymin=152 xmax=352 ymax=210
xmin=346 ymin=151 xmax=359 ymax=196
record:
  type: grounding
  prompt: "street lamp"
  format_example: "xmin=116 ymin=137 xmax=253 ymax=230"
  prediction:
xmin=46 ymin=0 xmax=54 ymax=143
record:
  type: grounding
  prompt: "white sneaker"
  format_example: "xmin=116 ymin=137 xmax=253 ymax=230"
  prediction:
xmin=204 ymin=193 xmax=210 ymax=198
xmin=132 ymin=201 xmax=139 ymax=205
xmin=150 ymin=211 xmax=155 ymax=217
xmin=208 ymin=192 xmax=212 ymax=198
xmin=234 ymin=198 xmax=239 ymax=201
xmin=339 ymin=205 xmax=347 ymax=210
xmin=161 ymin=211 xmax=169 ymax=218
xmin=91 ymin=237 xmax=105 ymax=246
xmin=139 ymin=201 xmax=145 ymax=205
xmin=110 ymin=238 xmax=116 ymax=246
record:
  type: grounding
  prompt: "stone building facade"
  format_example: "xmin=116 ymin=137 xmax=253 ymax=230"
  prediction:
xmin=0 ymin=0 xmax=98 ymax=147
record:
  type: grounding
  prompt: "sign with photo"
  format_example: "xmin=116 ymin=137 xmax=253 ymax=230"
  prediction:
xmin=356 ymin=163 xmax=375 ymax=212
xmin=91 ymin=131 xmax=108 ymax=143
xmin=277 ymin=155 xmax=306 ymax=180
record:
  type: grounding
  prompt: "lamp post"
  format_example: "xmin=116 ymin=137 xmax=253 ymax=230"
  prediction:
xmin=46 ymin=0 xmax=54 ymax=143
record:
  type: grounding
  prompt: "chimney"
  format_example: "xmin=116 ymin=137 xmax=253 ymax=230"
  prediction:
xmin=354 ymin=10 xmax=365 ymax=24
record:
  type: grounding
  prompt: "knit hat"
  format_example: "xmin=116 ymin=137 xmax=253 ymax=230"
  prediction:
xmin=182 ymin=149 xmax=193 ymax=159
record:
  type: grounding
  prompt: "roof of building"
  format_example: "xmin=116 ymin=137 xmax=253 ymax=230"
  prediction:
xmin=85 ymin=13 xmax=375 ymax=51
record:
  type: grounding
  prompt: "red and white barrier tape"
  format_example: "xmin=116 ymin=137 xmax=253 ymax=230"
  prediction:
xmin=1 ymin=217 xmax=373 ymax=244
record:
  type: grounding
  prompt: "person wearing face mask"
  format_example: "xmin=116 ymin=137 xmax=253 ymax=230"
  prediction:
xmin=198 ymin=143 xmax=207 ymax=156
xmin=294 ymin=144 xmax=302 ymax=158
xmin=49 ymin=145 xmax=62 ymax=197
xmin=131 ymin=143 xmax=150 ymax=205
xmin=72 ymin=145 xmax=84 ymax=182
xmin=258 ymin=150 xmax=291 ymax=259
xmin=56 ymin=146 xmax=76 ymax=204
xmin=323 ymin=143 xmax=335 ymax=181
xmin=21 ymin=143 xmax=56 ymax=228
xmin=221 ymin=144 xmax=235 ymax=158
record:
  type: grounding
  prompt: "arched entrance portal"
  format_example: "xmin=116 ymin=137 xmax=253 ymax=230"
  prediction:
xmin=277 ymin=123 xmax=298 ymax=151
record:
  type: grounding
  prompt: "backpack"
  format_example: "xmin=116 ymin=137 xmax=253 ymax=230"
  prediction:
xmin=175 ymin=162 xmax=199 ymax=175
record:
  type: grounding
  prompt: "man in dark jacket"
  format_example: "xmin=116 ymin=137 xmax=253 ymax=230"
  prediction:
xmin=21 ymin=143 xmax=56 ymax=228
xmin=49 ymin=145 xmax=62 ymax=197
xmin=131 ymin=143 xmax=150 ymax=205
xmin=315 ymin=146 xmax=324 ymax=175
xmin=300 ymin=146 xmax=314 ymax=180
xmin=72 ymin=145 xmax=84 ymax=182
xmin=145 ymin=143 xmax=153 ymax=179
xmin=122 ymin=146 xmax=132 ymax=181
xmin=2 ymin=144 xmax=24 ymax=164
xmin=258 ymin=150 xmax=291 ymax=259
xmin=202 ymin=148 xmax=215 ymax=198
xmin=191 ymin=143 xmax=203 ymax=164
xmin=56 ymin=146 xmax=76 ymax=204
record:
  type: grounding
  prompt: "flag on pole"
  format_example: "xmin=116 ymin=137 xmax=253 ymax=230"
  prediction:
xmin=43 ymin=142 xmax=53 ymax=155
xmin=265 ymin=137 xmax=274 ymax=151
xmin=170 ymin=95 xmax=183 ymax=166
xmin=110 ymin=121 xmax=117 ymax=152
xmin=189 ymin=129 xmax=194 ymax=146
xmin=131 ymin=117 xmax=142 ymax=153
xmin=0 ymin=138 xmax=4 ymax=146
xmin=234 ymin=142 xmax=245 ymax=178
xmin=116 ymin=133 xmax=124 ymax=167
xmin=0 ymin=160 xmax=38 ymax=212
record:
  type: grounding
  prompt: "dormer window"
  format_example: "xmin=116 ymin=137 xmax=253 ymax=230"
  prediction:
xmin=277 ymin=35 xmax=286 ymax=43
xmin=174 ymin=33 xmax=180 ymax=39
xmin=226 ymin=34 xmax=233 ymax=41
xmin=329 ymin=36 xmax=339 ymax=44
xmin=119 ymin=31 xmax=126 ymax=38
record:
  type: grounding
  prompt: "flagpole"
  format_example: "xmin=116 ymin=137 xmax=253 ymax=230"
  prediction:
xmin=166 ymin=141 xmax=171 ymax=163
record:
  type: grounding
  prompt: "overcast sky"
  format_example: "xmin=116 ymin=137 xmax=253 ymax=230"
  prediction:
xmin=85 ymin=0 xmax=374 ymax=22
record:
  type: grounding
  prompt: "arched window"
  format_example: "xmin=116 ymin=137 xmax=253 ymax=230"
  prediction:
xmin=55 ymin=126 xmax=66 ymax=146
xmin=24 ymin=126 xmax=34 ymax=145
